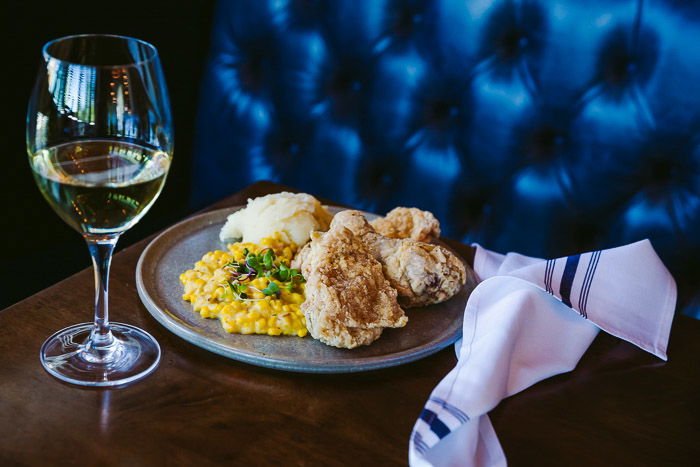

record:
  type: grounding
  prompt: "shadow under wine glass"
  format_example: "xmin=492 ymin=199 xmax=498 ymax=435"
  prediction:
xmin=26 ymin=34 xmax=174 ymax=387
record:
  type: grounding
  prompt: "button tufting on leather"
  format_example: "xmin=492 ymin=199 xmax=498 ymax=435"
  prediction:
xmin=391 ymin=3 xmax=424 ymax=37
xmin=354 ymin=153 xmax=408 ymax=212
xmin=324 ymin=61 xmax=367 ymax=119
xmin=635 ymin=133 xmax=699 ymax=196
xmin=499 ymin=30 xmax=529 ymax=59
xmin=194 ymin=0 xmax=700 ymax=315
xmin=524 ymin=126 xmax=567 ymax=162
xmin=330 ymin=68 xmax=361 ymax=94
xmin=426 ymin=100 xmax=459 ymax=127
xmin=480 ymin=0 xmax=546 ymax=62
xmin=238 ymin=55 xmax=269 ymax=92
xmin=596 ymin=25 xmax=659 ymax=90
xmin=264 ymin=128 xmax=308 ymax=173
xmin=511 ymin=106 xmax=574 ymax=166
xmin=411 ymin=75 xmax=472 ymax=140
xmin=448 ymin=180 xmax=494 ymax=240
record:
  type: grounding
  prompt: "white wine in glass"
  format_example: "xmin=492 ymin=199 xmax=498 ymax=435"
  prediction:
xmin=27 ymin=35 xmax=173 ymax=387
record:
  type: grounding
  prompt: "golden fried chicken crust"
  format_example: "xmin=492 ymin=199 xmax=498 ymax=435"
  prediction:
xmin=299 ymin=225 xmax=407 ymax=348
xmin=291 ymin=241 xmax=312 ymax=272
xmin=332 ymin=210 xmax=472 ymax=308
xmin=370 ymin=207 xmax=441 ymax=243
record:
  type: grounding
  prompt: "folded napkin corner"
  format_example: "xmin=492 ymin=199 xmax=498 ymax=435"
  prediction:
xmin=410 ymin=239 xmax=678 ymax=466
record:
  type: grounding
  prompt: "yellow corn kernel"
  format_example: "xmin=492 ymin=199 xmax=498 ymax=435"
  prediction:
xmin=290 ymin=293 xmax=304 ymax=304
xmin=221 ymin=318 xmax=234 ymax=332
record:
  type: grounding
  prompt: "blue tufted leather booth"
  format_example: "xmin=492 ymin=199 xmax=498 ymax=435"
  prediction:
xmin=192 ymin=0 xmax=700 ymax=317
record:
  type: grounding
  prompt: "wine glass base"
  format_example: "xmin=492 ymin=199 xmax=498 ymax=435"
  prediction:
xmin=40 ymin=323 xmax=160 ymax=387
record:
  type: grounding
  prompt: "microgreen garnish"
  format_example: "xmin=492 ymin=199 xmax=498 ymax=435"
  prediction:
xmin=262 ymin=281 xmax=280 ymax=297
xmin=277 ymin=263 xmax=290 ymax=281
xmin=224 ymin=247 xmax=304 ymax=301
xmin=225 ymin=281 xmax=253 ymax=301
xmin=245 ymin=253 xmax=263 ymax=277
xmin=262 ymin=248 xmax=275 ymax=270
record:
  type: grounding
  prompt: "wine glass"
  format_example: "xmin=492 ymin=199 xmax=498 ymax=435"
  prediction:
xmin=26 ymin=34 xmax=173 ymax=386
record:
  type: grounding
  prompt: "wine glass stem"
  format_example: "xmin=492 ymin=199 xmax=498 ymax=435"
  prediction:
xmin=85 ymin=234 xmax=120 ymax=355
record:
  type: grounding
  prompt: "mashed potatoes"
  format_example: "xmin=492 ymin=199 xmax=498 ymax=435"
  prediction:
xmin=220 ymin=192 xmax=333 ymax=245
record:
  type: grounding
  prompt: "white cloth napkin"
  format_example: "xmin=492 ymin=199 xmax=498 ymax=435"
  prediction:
xmin=409 ymin=239 xmax=676 ymax=467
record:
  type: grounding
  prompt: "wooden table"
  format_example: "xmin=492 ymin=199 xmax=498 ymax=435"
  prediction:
xmin=1 ymin=181 xmax=698 ymax=466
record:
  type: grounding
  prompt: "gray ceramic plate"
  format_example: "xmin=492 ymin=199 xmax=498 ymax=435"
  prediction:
xmin=136 ymin=206 xmax=471 ymax=373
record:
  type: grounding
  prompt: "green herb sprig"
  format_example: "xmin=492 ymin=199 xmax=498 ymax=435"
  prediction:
xmin=222 ymin=248 xmax=305 ymax=301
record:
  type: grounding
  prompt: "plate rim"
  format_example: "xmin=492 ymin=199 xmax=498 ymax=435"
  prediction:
xmin=135 ymin=206 xmax=464 ymax=373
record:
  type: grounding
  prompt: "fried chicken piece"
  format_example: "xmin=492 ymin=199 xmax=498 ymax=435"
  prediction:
xmin=370 ymin=207 xmax=441 ymax=243
xmin=291 ymin=231 xmax=320 ymax=272
xmin=299 ymin=224 xmax=407 ymax=349
xmin=375 ymin=239 xmax=469 ymax=307
xmin=331 ymin=210 xmax=472 ymax=308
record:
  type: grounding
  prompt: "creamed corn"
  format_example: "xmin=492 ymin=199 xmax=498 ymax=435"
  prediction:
xmin=180 ymin=232 xmax=308 ymax=337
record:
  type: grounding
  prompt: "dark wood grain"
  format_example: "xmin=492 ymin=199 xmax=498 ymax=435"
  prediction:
xmin=0 ymin=181 xmax=697 ymax=466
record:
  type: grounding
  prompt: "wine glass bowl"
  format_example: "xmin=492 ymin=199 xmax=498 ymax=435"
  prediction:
xmin=30 ymin=140 xmax=170 ymax=235
xmin=27 ymin=35 xmax=173 ymax=387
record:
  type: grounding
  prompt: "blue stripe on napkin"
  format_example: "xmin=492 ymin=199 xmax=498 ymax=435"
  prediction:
xmin=412 ymin=431 xmax=430 ymax=454
xmin=578 ymin=250 xmax=601 ymax=318
xmin=420 ymin=409 xmax=451 ymax=439
xmin=429 ymin=397 xmax=470 ymax=423
xmin=545 ymin=258 xmax=557 ymax=294
xmin=559 ymin=254 xmax=580 ymax=307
